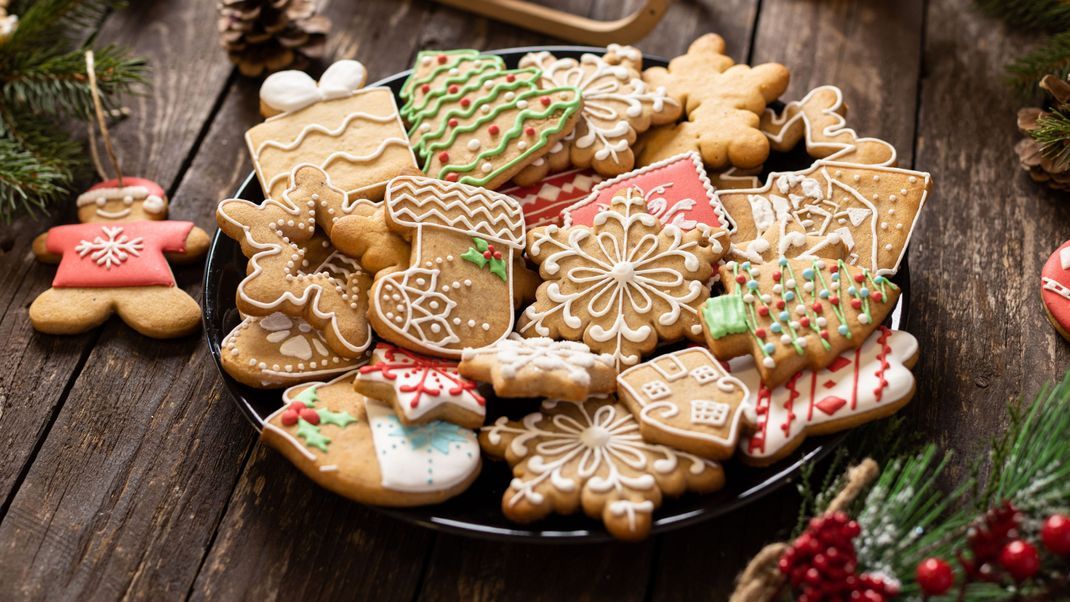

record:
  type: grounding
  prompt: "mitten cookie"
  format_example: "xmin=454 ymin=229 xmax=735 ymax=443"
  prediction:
xmin=519 ymin=186 xmax=723 ymax=367
xmin=247 ymin=82 xmax=419 ymax=201
xmin=1041 ymin=240 xmax=1070 ymax=341
xmin=263 ymin=372 xmax=481 ymax=506
xmin=481 ymin=397 xmax=724 ymax=541
xmin=637 ymin=34 xmax=789 ymax=170
xmin=702 ymin=258 xmax=900 ymax=388
xmin=217 ymin=166 xmax=373 ymax=357
xmin=733 ymin=327 xmax=918 ymax=466
xmin=220 ymin=312 xmax=367 ymax=388
xmin=617 ymin=347 xmax=754 ymax=460
xmin=355 ymin=343 xmax=485 ymax=429
xmin=515 ymin=45 xmax=681 ymax=180
xmin=368 ymin=176 xmax=526 ymax=358
xmin=30 ymin=178 xmax=207 ymax=338
xmin=459 ymin=337 xmax=616 ymax=402
xmin=561 ymin=152 xmax=732 ymax=233
xmin=718 ymin=162 xmax=931 ymax=276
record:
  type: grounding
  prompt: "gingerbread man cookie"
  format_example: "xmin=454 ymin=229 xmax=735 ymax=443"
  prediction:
xmin=519 ymin=186 xmax=723 ymax=367
xmin=617 ymin=347 xmax=754 ymax=460
xmin=216 ymin=165 xmax=373 ymax=358
xmin=355 ymin=343 xmax=485 ymax=429
xmin=515 ymin=45 xmax=681 ymax=180
xmin=368 ymin=176 xmax=526 ymax=358
xmin=732 ymin=327 xmax=918 ymax=466
xmin=702 ymin=258 xmax=900 ymax=388
xmin=637 ymin=34 xmax=790 ymax=170
xmin=1041 ymin=240 xmax=1070 ymax=341
xmin=30 ymin=178 xmax=208 ymax=338
xmin=481 ymin=397 xmax=724 ymax=541
xmin=263 ymin=372 xmax=481 ymax=506
xmin=459 ymin=337 xmax=617 ymax=402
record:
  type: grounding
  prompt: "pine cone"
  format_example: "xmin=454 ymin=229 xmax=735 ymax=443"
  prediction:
xmin=1016 ymin=75 xmax=1070 ymax=191
xmin=217 ymin=0 xmax=330 ymax=77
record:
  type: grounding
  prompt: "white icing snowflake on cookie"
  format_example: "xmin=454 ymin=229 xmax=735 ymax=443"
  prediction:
xmin=480 ymin=398 xmax=723 ymax=540
xmin=75 ymin=226 xmax=143 ymax=269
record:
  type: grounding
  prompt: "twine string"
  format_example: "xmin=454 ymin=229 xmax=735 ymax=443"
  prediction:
xmin=85 ymin=50 xmax=123 ymax=186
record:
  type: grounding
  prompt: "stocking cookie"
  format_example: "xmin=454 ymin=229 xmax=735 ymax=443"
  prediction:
xmin=481 ymin=397 xmax=724 ymax=541
xmin=1041 ymin=240 xmax=1070 ymax=341
xmin=561 ymin=152 xmax=731 ymax=232
xmin=368 ymin=176 xmax=525 ymax=358
xmin=30 ymin=178 xmax=208 ymax=338
xmin=515 ymin=46 xmax=681 ymax=179
xmin=220 ymin=313 xmax=367 ymax=388
xmin=459 ymin=337 xmax=616 ymax=402
xmin=247 ymin=84 xmax=419 ymax=201
xmin=263 ymin=372 xmax=481 ymax=506
xmin=519 ymin=186 xmax=723 ymax=368
xmin=637 ymin=34 xmax=789 ymax=170
xmin=702 ymin=258 xmax=900 ymax=388
xmin=718 ymin=162 xmax=930 ymax=275
xmin=617 ymin=347 xmax=753 ymax=460
xmin=355 ymin=343 xmax=485 ymax=429
xmin=732 ymin=327 xmax=918 ymax=466
xmin=217 ymin=166 xmax=373 ymax=357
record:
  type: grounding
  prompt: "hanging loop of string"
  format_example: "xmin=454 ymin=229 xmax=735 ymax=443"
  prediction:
xmin=85 ymin=50 xmax=124 ymax=187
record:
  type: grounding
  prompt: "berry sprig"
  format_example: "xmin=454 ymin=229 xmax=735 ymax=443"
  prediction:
xmin=278 ymin=391 xmax=357 ymax=453
xmin=461 ymin=236 xmax=507 ymax=281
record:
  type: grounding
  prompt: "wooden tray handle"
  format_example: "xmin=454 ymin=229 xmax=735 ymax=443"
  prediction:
xmin=431 ymin=0 xmax=673 ymax=45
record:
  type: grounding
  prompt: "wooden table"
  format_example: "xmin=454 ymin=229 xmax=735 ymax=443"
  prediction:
xmin=0 ymin=0 xmax=1061 ymax=598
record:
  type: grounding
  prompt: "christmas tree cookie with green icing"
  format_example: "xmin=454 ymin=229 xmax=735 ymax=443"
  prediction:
xmin=262 ymin=371 xmax=481 ymax=506
xmin=400 ymin=50 xmax=505 ymax=123
xmin=701 ymin=257 xmax=899 ymax=388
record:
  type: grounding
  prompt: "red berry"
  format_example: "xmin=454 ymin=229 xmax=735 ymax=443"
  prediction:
xmin=821 ymin=330 xmax=830 ymax=340
xmin=758 ymin=307 xmax=770 ymax=317
xmin=436 ymin=53 xmax=447 ymax=64
xmin=736 ymin=274 xmax=747 ymax=284
xmin=800 ymin=317 xmax=810 ymax=328
xmin=754 ymin=328 xmax=766 ymax=338
xmin=281 ymin=409 xmax=299 ymax=426
xmin=299 ymin=408 xmax=320 ymax=425
xmin=438 ymin=151 xmax=449 ymax=162
xmin=812 ymin=303 xmax=823 ymax=313
xmin=525 ymin=126 xmax=536 ymax=136
xmin=830 ymin=265 xmax=839 ymax=273
xmin=776 ymin=300 xmax=786 ymax=310
xmin=493 ymin=251 xmax=502 ymax=260
xmin=999 ymin=540 xmax=1040 ymax=581
xmin=854 ymin=273 xmax=865 ymax=283
xmin=486 ymin=244 xmax=495 ymax=252
xmin=773 ymin=271 xmax=782 ymax=282
xmin=829 ymin=296 xmax=840 ymax=305
xmin=448 ymin=118 xmax=459 ymax=127
xmin=448 ymin=84 xmax=459 ymax=94
xmin=1042 ymin=514 xmax=1070 ymax=555
xmin=540 ymin=96 xmax=551 ymax=106
xmin=872 ymin=292 xmax=883 ymax=303
xmin=288 ymin=401 xmax=306 ymax=411
xmin=489 ymin=124 xmax=500 ymax=135
xmin=506 ymin=74 xmax=516 ymax=82
xmin=460 ymin=98 xmax=471 ymax=107
xmin=482 ymin=250 xmax=492 ymax=259
xmin=916 ymin=557 xmax=954 ymax=595
xmin=851 ymin=299 xmax=863 ymax=310
xmin=421 ymin=84 xmax=430 ymax=93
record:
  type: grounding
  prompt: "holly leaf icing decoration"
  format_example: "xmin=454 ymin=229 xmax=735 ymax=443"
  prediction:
xmin=296 ymin=418 xmax=331 ymax=452
xmin=317 ymin=408 xmax=357 ymax=428
xmin=461 ymin=236 xmax=507 ymax=282
xmin=295 ymin=386 xmax=319 ymax=406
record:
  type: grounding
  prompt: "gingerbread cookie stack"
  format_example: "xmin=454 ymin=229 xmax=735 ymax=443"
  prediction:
xmin=209 ymin=39 xmax=931 ymax=539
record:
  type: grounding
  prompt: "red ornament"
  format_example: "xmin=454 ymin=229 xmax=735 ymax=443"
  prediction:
xmin=506 ymin=74 xmax=516 ymax=82
xmin=772 ymin=271 xmax=782 ymax=282
xmin=872 ymin=291 xmax=884 ymax=303
xmin=421 ymin=84 xmax=430 ymax=93
xmin=482 ymin=250 xmax=492 ymax=259
xmin=445 ymin=173 xmax=459 ymax=182
xmin=1042 ymin=514 xmax=1070 ymax=555
xmin=829 ymin=295 xmax=840 ymax=306
xmin=540 ymin=96 xmax=551 ymax=106
xmin=460 ymin=98 xmax=471 ymax=108
xmin=854 ymin=273 xmax=865 ymax=283
xmin=754 ymin=328 xmax=766 ymax=338
xmin=436 ymin=53 xmax=447 ymax=64
xmin=850 ymin=299 xmax=863 ymax=310
xmin=999 ymin=540 xmax=1040 ymax=581
xmin=438 ymin=151 xmax=450 ymax=163
xmin=448 ymin=84 xmax=459 ymax=94
xmin=488 ymin=124 xmax=500 ymax=136
xmin=812 ymin=303 xmax=823 ymax=313
xmin=448 ymin=118 xmax=459 ymax=128
xmin=735 ymin=274 xmax=747 ymax=284
xmin=916 ymin=557 xmax=954 ymax=596
xmin=758 ymin=307 xmax=770 ymax=317
xmin=525 ymin=126 xmax=536 ymax=136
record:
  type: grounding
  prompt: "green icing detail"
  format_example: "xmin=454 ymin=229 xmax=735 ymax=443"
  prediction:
xmin=461 ymin=237 xmax=507 ymax=282
xmin=488 ymin=259 xmax=507 ymax=282
xmin=702 ymin=295 xmax=749 ymax=339
xmin=400 ymin=50 xmax=504 ymax=118
xmin=296 ymin=418 xmax=331 ymax=453
xmin=317 ymin=408 xmax=357 ymax=428
xmin=422 ymin=86 xmax=582 ymax=187
xmin=460 ymin=247 xmax=486 ymax=268
xmin=295 ymin=385 xmax=319 ymax=407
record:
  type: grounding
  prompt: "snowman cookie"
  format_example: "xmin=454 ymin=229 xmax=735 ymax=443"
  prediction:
xmin=263 ymin=372 xmax=481 ymax=506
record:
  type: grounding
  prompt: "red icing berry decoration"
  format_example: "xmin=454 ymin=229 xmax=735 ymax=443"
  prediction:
xmin=1042 ymin=514 xmax=1070 ymax=555
xmin=916 ymin=557 xmax=954 ymax=596
xmin=281 ymin=409 xmax=299 ymax=426
xmin=820 ymin=330 xmax=830 ymax=340
xmin=421 ymin=84 xmax=430 ymax=93
xmin=854 ymin=273 xmax=865 ymax=283
xmin=482 ymin=250 xmax=492 ymax=259
xmin=758 ymin=307 xmax=770 ymax=317
xmin=812 ymin=303 xmax=823 ymax=313
xmin=776 ymin=300 xmax=786 ymax=310
xmin=872 ymin=291 xmax=884 ymax=303
xmin=436 ymin=53 xmax=447 ymax=64
xmin=289 ymin=401 xmax=306 ymax=411
xmin=829 ymin=296 xmax=840 ymax=306
xmin=754 ymin=328 xmax=766 ymax=338
xmin=299 ymin=408 xmax=320 ymax=425
xmin=999 ymin=540 xmax=1039 ymax=581
xmin=448 ymin=84 xmax=459 ymax=94
xmin=735 ymin=274 xmax=747 ymax=284
xmin=438 ymin=151 xmax=449 ymax=162
xmin=493 ymin=251 xmax=502 ymax=260
xmin=506 ymin=74 xmax=516 ymax=82
xmin=772 ymin=271 xmax=782 ymax=282
xmin=799 ymin=317 xmax=810 ymax=328
xmin=851 ymin=299 xmax=863 ymax=310
xmin=460 ymin=98 xmax=471 ymax=108
xmin=540 ymin=96 xmax=551 ymax=106
xmin=488 ymin=124 xmax=500 ymax=136
xmin=445 ymin=173 xmax=459 ymax=182
xmin=830 ymin=264 xmax=839 ymax=273
xmin=448 ymin=118 xmax=459 ymax=127
xmin=525 ymin=126 xmax=536 ymax=136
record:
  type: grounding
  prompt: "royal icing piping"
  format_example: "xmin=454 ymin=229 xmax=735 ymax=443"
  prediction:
xmin=260 ymin=59 xmax=369 ymax=114
xmin=358 ymin=344 xmax=485 ymax=422
xmin=461 ymin=337 xmax=615 ymax=386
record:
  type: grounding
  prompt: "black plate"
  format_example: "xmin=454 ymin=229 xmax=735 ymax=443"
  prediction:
xmin=203 ymin=46 xmax=910 ymax=543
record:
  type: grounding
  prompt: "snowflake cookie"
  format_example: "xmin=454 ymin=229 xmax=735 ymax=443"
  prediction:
xmin=515 ymin=45 xmax=681 ymax=181
xmin=355 ymin=343 xmax=485 ymax=429
xmin=481 ymin=397 xmax=724 ymax=541
xmin=263 ymin=371 xmax=481 ymax=506
xmin=617 ymin=347 xmax=754 ymax=460
xmin=701 ymin=258 xmax=900 ymax=388
xmin=459 ymin=337 xmax=616 ymax=402
xmin=518 ymin=186 xmax=725 ymax=368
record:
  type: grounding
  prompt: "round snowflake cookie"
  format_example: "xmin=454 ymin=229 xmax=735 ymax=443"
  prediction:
xmin=1041 ymin=240 xmax=1070 ymax=341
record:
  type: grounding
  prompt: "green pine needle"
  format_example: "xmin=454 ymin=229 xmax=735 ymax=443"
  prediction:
xmin=1029 ymin=109 xmax=1070 ymax=171
xmin=977 ymin=0 xmax=1070 ymax=32
xmin=1007 ymin=30 xmax=1070 ymax=96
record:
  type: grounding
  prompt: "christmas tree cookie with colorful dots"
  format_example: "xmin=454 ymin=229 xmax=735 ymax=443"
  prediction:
xmin=263 ymin=371 xmax=482 ymax=506
xmin=702 ymin=257 xmax=900 ymax=388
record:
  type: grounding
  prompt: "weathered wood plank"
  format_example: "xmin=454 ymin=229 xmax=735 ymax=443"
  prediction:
xmin=0 ymin=0 xmax=239 ymax=597
xmin=651 ymin=1 xmax=926 ymax=599
xmin=910 ymin=0 xmax=1068 ymax=484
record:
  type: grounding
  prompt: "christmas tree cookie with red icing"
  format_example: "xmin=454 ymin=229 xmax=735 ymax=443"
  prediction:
xmin=729 ymin=327 xmax=918 ymax=466
xmin=702 ymin=257 xmax=900 ymax=388
xmin=355 ymin=343 xmax=485 ymax=429
xmin=1041 ymin=240 xmax=1070 ymax=341
xmin=30 ymin=177 xmax=208 ymax=338
xmin=263 ymin=371 xmax=481 ymax=506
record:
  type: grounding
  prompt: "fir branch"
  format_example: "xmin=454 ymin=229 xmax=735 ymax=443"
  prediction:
xmin=977 ymin=0 xmax=1070 ymax=32
xmin=1007 ymin=30 xmax=1070 ymax=95
xmin=5 ymin=0 xmax=117 ymax=52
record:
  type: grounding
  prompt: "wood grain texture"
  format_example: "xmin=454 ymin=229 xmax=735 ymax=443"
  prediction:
xmin=0 ymin=1 xmax=239 ymax=598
